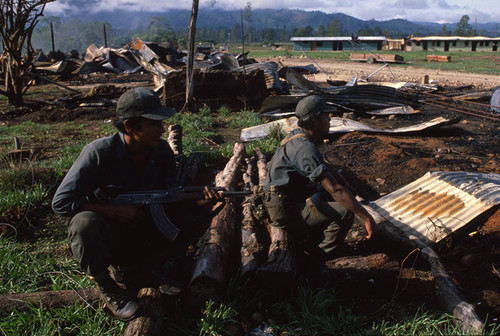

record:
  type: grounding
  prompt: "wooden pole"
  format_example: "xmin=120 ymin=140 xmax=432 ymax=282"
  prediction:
xmin=185 ymin=0 xmax=199 ymax=112
xmin=103 ymin=24 xmax=108 ymax=48
xmin=50 ymin=22 xmax=55 ymax=54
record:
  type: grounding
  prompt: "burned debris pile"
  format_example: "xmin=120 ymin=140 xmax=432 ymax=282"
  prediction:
xmin=4 ymin=37 xmax=497 ymax=124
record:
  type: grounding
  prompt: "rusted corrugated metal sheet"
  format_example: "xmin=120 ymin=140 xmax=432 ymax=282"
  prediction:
xmin=236 ymin=62 xmax=281 ymax=90
xmin=372 ymin=171 xmax=500 ymax=244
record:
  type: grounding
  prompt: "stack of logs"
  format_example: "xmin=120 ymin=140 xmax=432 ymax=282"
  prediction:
xmin=0 ymin=127 xmax=485 ymax=334
xmin=126 ymin=141 xmax=293 ymax=335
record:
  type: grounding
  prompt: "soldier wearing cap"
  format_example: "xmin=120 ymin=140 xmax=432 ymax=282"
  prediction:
xmin=52 ymin=87 xmax=218 ymax=321
xmin=263 ymin=95 xmax=377 ymax=258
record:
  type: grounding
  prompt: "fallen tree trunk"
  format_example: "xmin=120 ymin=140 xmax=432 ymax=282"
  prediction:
xmin=364 ymin=203 xmax=484 ymax=333
xmin=189 ymin=142 xmax=246 ymax=302
xmin=0 ymin=288 xmax=99 ymax=312
xmin=123 ymin=288 xmax=166 ymax=336
xmin=257 ymin=224 xmax=296 ymax=278
xmin=324 ymin=253 xmax=399 ymax=283
xmin=241 ymin=156 xmax=268 ymax=277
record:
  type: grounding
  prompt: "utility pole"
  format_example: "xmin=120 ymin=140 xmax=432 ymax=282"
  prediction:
xmin=103 ymin=24 xmax=108 ymax=48
xmin=50 ymin=22 xmax=55 ymax=53
xmin=185 ymin=0 xmax=199 ymax=111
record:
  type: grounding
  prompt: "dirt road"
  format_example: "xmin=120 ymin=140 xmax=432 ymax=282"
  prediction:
xmin=261 ymin=57 xmax=500 ymax=89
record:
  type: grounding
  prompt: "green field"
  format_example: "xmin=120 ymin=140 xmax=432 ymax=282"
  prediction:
xmin=236 ymin=45 xmax=500 ymax=76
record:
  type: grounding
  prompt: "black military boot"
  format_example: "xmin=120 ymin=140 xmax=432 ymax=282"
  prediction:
xmin=94 ymin=272 xmax=140 ymax=321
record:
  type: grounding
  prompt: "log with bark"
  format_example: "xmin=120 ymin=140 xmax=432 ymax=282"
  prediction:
xmin=189 ymin=142 xmax=246 ymax=302
xmin=123 ymin=288 xmax=167 ymax=336
xmin=0 ymin=288 xmax=99 ymax=312
xmin=240 ymin=156 xmax=268 ymax=277
xmin=363 ymin=203 xmax=484 ymax=333
xmin=257 ymin=224 xmax=296 ymax=278
xmin=323 ymin=253 xmax=399 ymax=283
xmin=254 ymin=148 xmax=267 ymax=185
xmin=215 ymin=142 xmax=246 ymax=189
xmin=254 ymin=148 xmax=297 ymax=279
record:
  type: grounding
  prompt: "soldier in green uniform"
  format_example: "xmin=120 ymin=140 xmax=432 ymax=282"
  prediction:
xmin=263 ymin=95 xmax=377 ymax=258
xmin=52 ymin=87 xmax=219 ymax=321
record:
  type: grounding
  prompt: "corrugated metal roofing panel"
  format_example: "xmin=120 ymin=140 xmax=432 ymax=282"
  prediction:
xmin=372 ymin=171 xmax=500 ymax=244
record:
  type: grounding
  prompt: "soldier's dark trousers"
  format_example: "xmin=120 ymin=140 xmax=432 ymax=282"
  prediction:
xmin=301 ymin=200 xmax=354 ymax=254
xmin=271 ymin=199 xmax=354 ymax=255
xmin=68 ymin=211 xmax=114 ymax=278
xmin=68 ymin=211 xmax=160 ymax=278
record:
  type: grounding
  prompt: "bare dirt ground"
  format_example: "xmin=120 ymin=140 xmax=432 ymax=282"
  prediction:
xmin=266 ymin=56 xmax=500 ymax=89
xmin=1 ymin=59 xmax=499 ymax=331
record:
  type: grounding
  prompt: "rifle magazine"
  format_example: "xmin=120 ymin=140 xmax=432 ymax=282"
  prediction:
xmin=148 ymin=204 xmax=180 ymax=241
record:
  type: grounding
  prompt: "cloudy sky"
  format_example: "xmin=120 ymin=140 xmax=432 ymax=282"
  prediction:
xmin=46 ymin=0 xmax=499 ymax=24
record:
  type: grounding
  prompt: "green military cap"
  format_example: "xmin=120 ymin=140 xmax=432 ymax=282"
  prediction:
xmin=116 ymin=87 xmax=176 ymax=120
xmin=295 ymin=95 xmax=327 ymax=121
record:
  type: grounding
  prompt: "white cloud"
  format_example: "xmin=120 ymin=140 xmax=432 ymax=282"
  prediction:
xmin=45 ymin=0 xmax=500 ymax=23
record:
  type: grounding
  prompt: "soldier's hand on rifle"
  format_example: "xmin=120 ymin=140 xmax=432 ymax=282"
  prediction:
xmin=202 ymin=186 xmax=224 ymax=203
xmin=111 ymin=204 xmax=147 ymax=227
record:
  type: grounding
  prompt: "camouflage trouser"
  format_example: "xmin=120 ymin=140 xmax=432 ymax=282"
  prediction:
xmin=270 ymin=195 xmax=354 ymax=255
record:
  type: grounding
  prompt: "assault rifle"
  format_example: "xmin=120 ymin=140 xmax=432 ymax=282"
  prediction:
xmin=109 ymin=186 xmax=252 ymax=241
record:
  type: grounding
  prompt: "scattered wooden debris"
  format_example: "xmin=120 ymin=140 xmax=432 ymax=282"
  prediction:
xmin=426 ymin=55 xmax=451 ymax=62
xmin=0 ymin=288 xmax=99 ymax=312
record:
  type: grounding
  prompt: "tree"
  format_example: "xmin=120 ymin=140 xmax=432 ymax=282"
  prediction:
xmin=141 ymin=16 xmax=176 ymax=43
xmin=454 ymin=15 xmax=473 ymax=36
xmin=242 ymin=2 xmax=252 ymax=44
xmin=0 ymin=0 xmax=54 ymax=105
xmin=441 ymin=24 xmax=449 ymax=36
xmin=326 ymin=19 xmax=343 ymax=36
xmin=317 ymin=25 xmax=326 ymax=37
xmin=293 ymin=26 xmax=313 ymax=37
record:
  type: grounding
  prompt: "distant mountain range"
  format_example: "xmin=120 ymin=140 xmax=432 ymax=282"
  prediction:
xmin=57 ymin=8 xmax=500 ymax=37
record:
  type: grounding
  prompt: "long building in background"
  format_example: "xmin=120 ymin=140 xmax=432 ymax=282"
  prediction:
xmin=290 ymin=36 xmax=387 ymax=52
xmin=291 ymin=35 xmax=500 ymax=52
xmin=405 ymin=36 xmax=500 ymax=52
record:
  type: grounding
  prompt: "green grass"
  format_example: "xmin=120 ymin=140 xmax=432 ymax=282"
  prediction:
xmin=0 ymin=301 xmax=125 ymax=336
xmin=0 ymin=236 xmax=91 ymax=293
xmin=1 ymin=109 xmax=499 ymax=335
xmin=246 ymin=48 xmax=500 ymax=76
